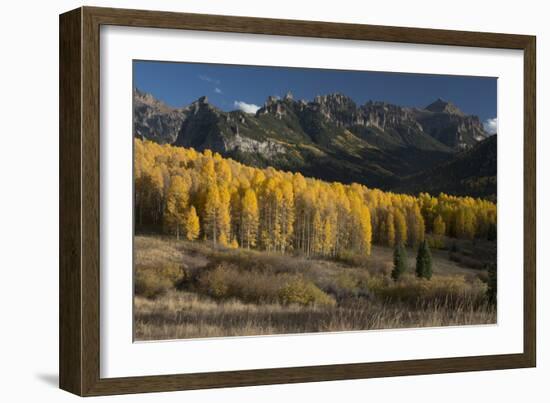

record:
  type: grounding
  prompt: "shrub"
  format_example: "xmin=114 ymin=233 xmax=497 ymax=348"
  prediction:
xmin=368 ymin=273 xmax=487 ymax=309
xmin=333 ymin=251 xmax=370 ymax=269
xmin=158 ymin=263 xmax=187 ymax=284
xmin=278 ymin=277 xmax=336 ymax=307
xmin=198 ymin=264 xmax=232 ymax=298
xmin=427 ymin=236 xmax=445 ymax=249
xmin=448 ymin=252 xmax=486 ymax=270
xmin=207 ymin=250 xmax=315 ymax=276
xmin=197 ymin=263 xmax=283 ymax=303
xmin=135 ymin=269 xmax=172 ymax=299
xmin=325 ymin=272 xmax=370 ymax=300
xmin=135 ymin=263 xmax=186 ymax=299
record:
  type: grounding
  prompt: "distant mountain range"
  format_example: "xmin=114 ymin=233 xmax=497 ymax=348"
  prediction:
xmin=134 ymin=88 xmax=496 ymax=199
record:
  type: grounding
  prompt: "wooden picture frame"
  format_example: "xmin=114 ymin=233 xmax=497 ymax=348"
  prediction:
xmin=59 ymin=6 xmax=536 ymax=396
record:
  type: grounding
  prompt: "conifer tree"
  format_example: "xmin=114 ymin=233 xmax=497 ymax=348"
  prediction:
xmin=415 ymin=240 xmax=433 ymax=280
xmin=391 ymin=242 xmax=407 ymax=281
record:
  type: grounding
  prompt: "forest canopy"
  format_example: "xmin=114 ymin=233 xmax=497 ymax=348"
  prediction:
xmin=135 ymin=139 xmax=497 ymax=257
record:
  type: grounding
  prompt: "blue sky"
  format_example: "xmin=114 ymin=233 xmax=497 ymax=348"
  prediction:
xmin=134 ymin=60 xmax=497 ymax=131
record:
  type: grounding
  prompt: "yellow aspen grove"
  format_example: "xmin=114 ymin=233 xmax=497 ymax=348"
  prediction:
xmin=419 ymin=193 xmax=437 ymax=232
xmin=280 ymin=180 xmax=295 ymax=254
xmin=322 ymin=216 xmax=336 ymax=256
xmin=407 ymin=204 xmax=425 ymax=247
xmin=204 ymin=182 xmax=220 ymax=244
xmin=431 ymin=214 xmax=446 ymax=248
xmin=241 ymin=188 xmax=259 ymax=249
xmin=348 ymin=192 xmax=372 ymax=255
xmin=357 ymin=205 xmax=373 ymax=255
xmin=185 ymin=206 xmax=200 ymax=241
xmin=386 ymin=211 xmax=396 ymax=248
xmin=454 ymin=208 xmax=466 ymax=238
xmin=433 ymin=214 xmax=446 ymax=237
xmin=164 ymin=175 xmax=189 ymax=240
xmin=394 ymin=209 xmax=408 ymax=246
xmin=312 ymin=209 xmax=323 ymax=255
xmin=260 ymin=178 xmax=284 ymax=252
xmin=463 ymin=208 xmax=476 ymax=240
xmin=377 ymin=213 xmax=387 ymax=246
xmin=217 ymin=159 xmax=233 ymax=184
xmin=201 ymin=157 xmax=216 ymax=185
xmin=134 ymin=139 xmax=496 ymax=256
xmin=332 ymin=184 xmax=351 ymax=255
xmin=217 ymin=186 xmax=232 ymax=246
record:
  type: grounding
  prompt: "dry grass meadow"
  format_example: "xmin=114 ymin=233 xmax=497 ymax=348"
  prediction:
xmin=133 ymin=235 xmax=496 ymax=341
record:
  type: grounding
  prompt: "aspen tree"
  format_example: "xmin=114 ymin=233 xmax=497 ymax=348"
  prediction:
xmin=432 ymin=214 xmax=446 ymax=248
xmin=204 ymin=183 xmax=220 ymax=245
xmin=241 ymin=188 xmax=259 ymax=249
xmin=394 ymin=209 xmax=408 ymax=246
xmin=217 ymin=185 xmax=232 ymax=246
xmin=164 ymin=176 xmax=189 ymax=240
xmin=185 ymin=206 xmax=200 ymax=241
xmin=386 ymin=211 xmax=396 ymax=248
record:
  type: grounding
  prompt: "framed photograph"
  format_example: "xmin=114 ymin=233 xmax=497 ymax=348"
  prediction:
xmin=59 ymin=6 xmax=536 ymax=396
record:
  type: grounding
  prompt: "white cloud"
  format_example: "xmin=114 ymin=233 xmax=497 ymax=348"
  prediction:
xmin=234 ymin=100 xmax=260 ymax=114
xmin=198 ymin=74 xmax=220 ymax=84
xmin=214 ymin=87 xmax=222 ymax=94
xmin=483 ymin=117 xmax=498 ymax=135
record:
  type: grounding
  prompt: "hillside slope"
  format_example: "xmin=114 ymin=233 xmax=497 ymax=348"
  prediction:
xmin=134 ymin=89 xmax=492 ymax=193
xmin=396 ymin=135 xmax=497 ymax=200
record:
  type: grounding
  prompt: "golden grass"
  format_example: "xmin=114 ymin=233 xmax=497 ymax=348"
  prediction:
xmin=134 ymin=290 xmax=495 ymax=341
xmin=133 ymin=235 xmax=496 ymax=341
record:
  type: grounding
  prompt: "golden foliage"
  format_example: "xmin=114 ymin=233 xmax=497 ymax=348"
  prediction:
xmin=134 ymin=139 xmax=496 ymax=256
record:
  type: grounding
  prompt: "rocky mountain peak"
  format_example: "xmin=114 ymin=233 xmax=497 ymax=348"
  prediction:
xmin=314 ymin=93 xmax=355 ymax=108
xmin=133 ymin=88 xmax=495 ymax=196
xmin=133 ymin=88 xmax=187 ymax=144
xmin=264 ymin=95 xmax=279 ymax=106
xmin=188 ymin=95 xmax=216 ymax=115
xmin=425 ymin=98 xmax=465 ymax=116
xmin=313 ymin=93 xmax=357 ymax=124
xmin=134 ymin=88 xmax=172 ymax=113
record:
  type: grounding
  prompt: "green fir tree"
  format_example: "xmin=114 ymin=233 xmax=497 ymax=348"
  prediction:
xmin=415 ymin=240 xmax=433 ymax=280
xmin=391 ymin=242 xmax=407 ymax=281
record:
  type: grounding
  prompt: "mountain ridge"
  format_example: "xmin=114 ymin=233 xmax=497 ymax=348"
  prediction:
xmin=134 ymin=88 xmax=495 ymax=197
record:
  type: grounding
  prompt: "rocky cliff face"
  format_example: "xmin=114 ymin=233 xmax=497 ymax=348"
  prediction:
xmin=133 ymin=88 xmax=188 ymax=144
xmin=133 ymin=88 xmax=493 ymax=193
xmin=414 ymin=99 xmax=487 ymax=150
